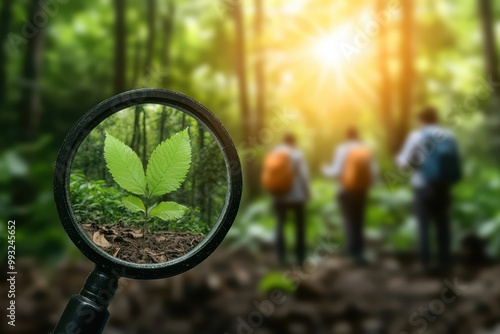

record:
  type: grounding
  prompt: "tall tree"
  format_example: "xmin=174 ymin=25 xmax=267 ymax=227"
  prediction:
xmin=377 ymin=0 xmax=394 ymax=153
xmin=478 ymin=0 xmax=500 ymax=90
xmin=232 ymin=0 xmax=256 ymax=195
xmin=395 ymin=0 xmax=414 ymax=152
xmin=113 ymin=0 xmax=127 ymax=93
xmin=478 ymin=0 xmax=500 ymax=162
xmin=159 ymin=106 xmax=168 ymax=142
xmin=254 ymin=0 xmax=265 ymax=143
xmin=18 ymin=0 xmax=46 ymax=141
xmin=142 ymin=107 xmax=147 ymax=163
xmin=0 ymin=0 xmax=13 ymax=107
xmin=131 ymin=38 xmax=142 ymax=88
xmin=130 ymin=106 xmax=141 ymax=153
xmin=161 ymin=1 xmax=175 ymax=87
xmin=144 ymin=0 xmax=157 ymax=76
xmin=232 ymin=1 xmax=251 ymax=141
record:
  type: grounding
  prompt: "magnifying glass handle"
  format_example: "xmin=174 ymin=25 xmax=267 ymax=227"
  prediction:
xmin=53 ymin=267 xmax=119 ymax=334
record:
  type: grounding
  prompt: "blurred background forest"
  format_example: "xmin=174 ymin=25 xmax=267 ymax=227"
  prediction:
xmin=2 ymin=0 xmax=500 ymax=333
xmin=1 ymin=0 xmax=500 ymax=261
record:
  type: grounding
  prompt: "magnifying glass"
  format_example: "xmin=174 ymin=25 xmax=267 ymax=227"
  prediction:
xmin=52 ymin=89 xmax=242 ymax=333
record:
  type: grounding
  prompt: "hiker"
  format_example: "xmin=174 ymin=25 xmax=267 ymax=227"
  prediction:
xmin=323 ymin=127 xmax=378 ymax=264
xmin=396 ymin=107 xmax=462 ymax=268
xmin=262 ymin=133 xmax=310 ymax=266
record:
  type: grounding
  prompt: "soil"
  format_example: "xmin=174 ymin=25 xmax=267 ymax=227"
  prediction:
xmin=81 ymin=222 xmax=205 ymax=264
xmin=4 ymin=247 xmax=500 ymax=333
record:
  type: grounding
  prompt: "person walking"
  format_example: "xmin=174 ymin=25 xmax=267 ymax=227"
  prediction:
xmin=323 ymin=127 xmax=378 ymax=264
xmin=396 ymin=107 xmax=462 ymax=269
xmin=262 ymin=133 xmax=310 ymax=266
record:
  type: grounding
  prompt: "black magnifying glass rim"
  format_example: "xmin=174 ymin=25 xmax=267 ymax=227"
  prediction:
xmin=54 ymin=88 xmax=242 ymax=279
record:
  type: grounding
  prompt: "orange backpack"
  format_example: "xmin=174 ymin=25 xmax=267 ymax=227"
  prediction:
xmin=342 ymin=147 xmax=372 ymax=191
xmin=261 ymin=150 xmax=294 ymax=195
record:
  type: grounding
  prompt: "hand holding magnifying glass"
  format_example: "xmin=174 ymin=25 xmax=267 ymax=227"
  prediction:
xmin=52 ymin=89 xmax=242 ymax=333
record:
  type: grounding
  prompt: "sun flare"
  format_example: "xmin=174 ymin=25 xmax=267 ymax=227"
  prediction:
xmin=311 ymin=26 xmax=353 ymax=67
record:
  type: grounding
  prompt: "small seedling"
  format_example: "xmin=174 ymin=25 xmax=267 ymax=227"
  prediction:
xmin=103 ymin=129 xmax=192 ymax=235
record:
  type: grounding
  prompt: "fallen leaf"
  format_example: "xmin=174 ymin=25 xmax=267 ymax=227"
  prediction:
xmin=128 ymin=232 xmax=143 ymax=239
xmin=113 ymin=248 xmax=121 ymax=257
xmin=93 ymin=232 xmax=111 ymax=248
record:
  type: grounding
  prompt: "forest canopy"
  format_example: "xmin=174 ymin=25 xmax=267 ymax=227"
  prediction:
xmin=1 ymin=0 xmax=500 ymax=259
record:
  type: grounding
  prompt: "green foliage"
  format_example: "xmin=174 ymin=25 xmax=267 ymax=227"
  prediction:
xmin=70 ymin=173 xmax=140 ymax=224
xmin=150 ymin=202 xmax=189 ymax=221
xmin=103 ymin=130 xmax=192 ymax=228
xmin=259 ymin=272 xmax=296 ymax=294
xmin=0 ymin=138 xmax=69 ymax=261
xmin=104 ymin=133 xmax=147 ymax=195
xmin=122 ymin=195 xmax=146 ymax=213
xmin=146 ymin=129 xmax=192 ymax=196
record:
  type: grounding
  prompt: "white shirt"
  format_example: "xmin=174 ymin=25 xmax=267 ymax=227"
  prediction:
xmin=273 ymin=144 xmax=310 ymax=203
xmin=396 ymin=125 xmax=454 ymax=188
xmin=323 ymin=140 xmax=379 ymax=189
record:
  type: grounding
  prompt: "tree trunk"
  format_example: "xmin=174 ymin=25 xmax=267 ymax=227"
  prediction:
xmin=113 ymin=0 xmax=127 ymax=93
xmin=377 ymin=0 xmax=394 ymax=153
xmin=18 ymin=0 xmax=46 ymax=141
xmin=130 ymin=106 xmax=141 ymax=152
xmin=161 ymin=1 xmax=175 ymax=87
xmin=142 ymin=108 xmax=147 ymax=163
xmin=198 ymin=126 xmax=206 ymax=221
xmin=232 ymin=0 xmax=257 ymax=196
xmin=144 ymin=0 xmax=156 ymax=76
xmin=159 ymin=106 xmax=167 ymax=142
xmin=478 ymin=0 xmax=500 ymax=88
xmin=254 ymin=0 xmax=265 ymax=143
xmin=131 ymin=38 xmax=142 ymax=88
xmin=477 ymin=0 xmax=500 ymax=163
xmin=233 ymin=2 xmax=252 ymax=141
xmin=395 ymin=0 xmax=413 ymax=152
xmin=0 ymin=0 xmax=13 ymax=106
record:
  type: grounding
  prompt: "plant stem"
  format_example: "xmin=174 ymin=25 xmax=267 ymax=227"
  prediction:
xmin=142 ymin=193 xmax=152 ymax=245
xmin=143 ymin=213 xmax=149 ymax=245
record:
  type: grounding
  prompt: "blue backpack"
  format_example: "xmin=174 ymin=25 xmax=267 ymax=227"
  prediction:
xmin=419 ymin=130 xmax=462 ymax=185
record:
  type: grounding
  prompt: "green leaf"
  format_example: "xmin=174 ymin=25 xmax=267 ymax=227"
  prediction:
xmin=104 ymin=133 xmax=147 ymax=195
xmin=149 ymin=201 xmax=188 ymax=221
xmin=146 ymin=129 xmax=192 ymax=196
xmin=122 ymin=195 xmax=146 ymax=213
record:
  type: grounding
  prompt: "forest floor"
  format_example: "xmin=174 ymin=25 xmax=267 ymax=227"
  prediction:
xmin=81 ymin=222 xmax=204 ymax=263
xmin=1 ymin=246 xmax=500 ymax=334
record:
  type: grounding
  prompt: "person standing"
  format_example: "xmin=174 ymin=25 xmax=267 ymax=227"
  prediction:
xmin=262 ymin=133 xmax=310 ymax=266
xmin=396 ymin=107 xmax=462 ymax=268
xmin=323 ymin=127 xmax=378 ymax=264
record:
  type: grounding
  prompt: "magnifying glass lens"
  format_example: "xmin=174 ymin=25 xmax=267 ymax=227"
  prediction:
xmin=69 ymin=103 xmax=228 ymax=264
xmin=53 ymin=90 xmax=241 ymax=334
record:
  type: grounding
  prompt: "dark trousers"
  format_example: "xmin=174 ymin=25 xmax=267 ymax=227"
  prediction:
xmin=337 ymin=190 xmax=367 ymax=257
xmin=414 ymin=185 xmax=451 ymax=266
xmin=274 ymin=202 xmax=305 ymax=265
